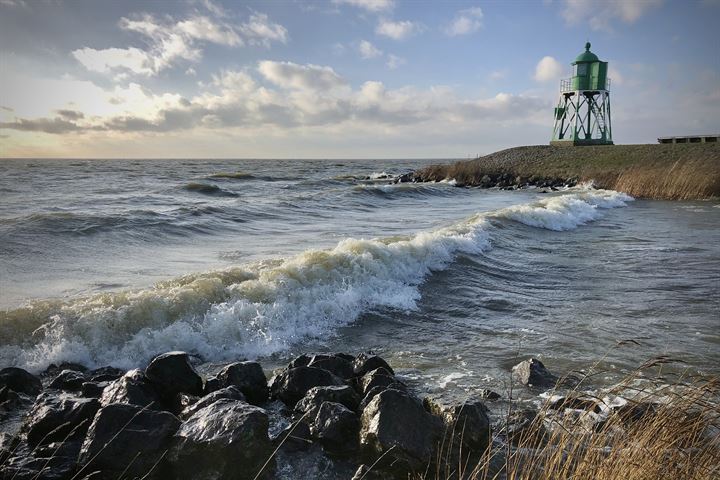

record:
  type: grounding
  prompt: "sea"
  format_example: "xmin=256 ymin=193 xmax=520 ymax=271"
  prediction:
xmin=1 ymin=158 xmax=718 ymax=400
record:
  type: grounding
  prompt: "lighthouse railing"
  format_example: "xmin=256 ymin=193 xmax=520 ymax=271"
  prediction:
xmin=559 ymin=77 xmax=611 ymax=93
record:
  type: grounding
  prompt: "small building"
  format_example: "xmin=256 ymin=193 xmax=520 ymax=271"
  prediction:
xmin=551 ymin=42 xmax=613 ymax=146
xmin=658 ymin=135 xmax=719 ymax=144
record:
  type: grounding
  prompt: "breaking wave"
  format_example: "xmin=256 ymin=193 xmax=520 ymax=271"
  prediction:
xmin=183 ymin=182 xmax=239 ymax=197
xmin=0 ymin=188 xmax=631 ymax=371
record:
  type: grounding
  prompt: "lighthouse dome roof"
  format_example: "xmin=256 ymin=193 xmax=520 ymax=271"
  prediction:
xmin=573 ymin=42 xmax=599 ymax=64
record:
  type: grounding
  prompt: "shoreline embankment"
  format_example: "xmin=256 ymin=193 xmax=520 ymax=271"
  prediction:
xmin=414 ymin=143 xmax=720 ymax=200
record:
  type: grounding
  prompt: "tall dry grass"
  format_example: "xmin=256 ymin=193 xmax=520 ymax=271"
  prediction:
xmin=419 ymin=365 xmax=720 ymax=480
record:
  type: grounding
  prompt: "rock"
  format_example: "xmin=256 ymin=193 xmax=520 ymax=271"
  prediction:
xmin=358 ymin=384 xmax=407 ymax=412
xmin=80 ymin=381 xmax=108 ymax=398
xmin=274 ymin=421 xmax=312 ymax=452
xmin=48 ymin=370 xmax=86 ymax=392
xmin=0 ymin=386 xmax=24 ymax=414
xmin=212 ymin=361 xmax=268 ymax=405
xmin=42 ymin=362 xmax=87 ymax=378
xmin=78 ymin=403 xmax=180 ymax=479
xmin=478 ymin=389 xmax=501 ymax=401
xmin=358 ymin=367 xmax=400 ymax=396
xmin=308 ymin=354 xmax=354 ymax=380
xmin=353 ymin=353 xmax=394 ymax=377
xmin=145 ymin=351 xmax=204 ymax=400
xmin=310 ymin=402 xmax=359 ymax=456
xmin=351 ymin=464 xmax=386 ymax=480
xmin=359 ymin=389 xmax=442 ymax=472
xmin=180 ymin=386 xmax=246 ymax=420
xmin=503 ymin=409 xmax=547 ymax=446
xmin=424 ymin=399 xmax=490 ymax=453
xmin=512 ymin=358 xmax=558 ymax=389
xmin=169 ymin=399 xmax=272 ymax=480
xmin=87 ymin=366 xmax=124 ymax=383
xmin=0 ymin=368 xmax=42 ymax=396
xmin=99 ymin=368 xmax=161 ymax=409
xmin=549 ymin=395 xmax=600 ymax=412
xmin=270 ymin=366 xmax=344 ymax=408
xmin=294 ymin=385 xmax=360 ymax=420
xmin=22 ymin=393 xmax=100 ymax=447
xmin=287 ymin=354 xmax=312 ymax=370
xmin=1 ymin=440 xmax=82 ymax=480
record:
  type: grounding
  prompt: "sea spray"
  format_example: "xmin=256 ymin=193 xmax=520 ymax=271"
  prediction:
xmin=0 ymin=189 xmax=632 ymax=371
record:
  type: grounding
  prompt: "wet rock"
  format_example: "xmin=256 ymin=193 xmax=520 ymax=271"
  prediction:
xmin=613 ymin=401 xmax=657 ymax=425
xmin=358 ymin=367 xmax=401 ymax=396
xmin=270 ymin=366 xmax=344 ymax=408
xmin=274 ymin=421 xmax=312 ymax=452
xmin=295 ymin=385 xmax=360 ymax=419
xmin=87 ymin=366 xmax=125 ymax=383
xmin=353 ymin=353 xmax=394 ymax=378
xmin=0 ymin=433 xmax=18 ymax=464
xmin=358 ymin=384 xmax=407 ymax=412
xmin=48 ymin=370 xmax=86 ymax=392
xmin=212 ymin=361 xmax=268 ymax=405
xmin=145 ymin=351 xmax=204 ymax=399
xmin=503 ymin=409 xmax=547 ymax=446
xmin=360 ymin=389 xmax=443 ymax=472
xmin=180 ymin=385 xmax=246 ymax=420
xmin=1 ymin=440 xmax=81 ymax=480
xmin=79 ymin=381 xmax=108 ymax=399
xmin=0 ymin=386 xmax=25 ymax=414
xmin=424 ymin=398 xmax=491 ymax=453
xmin=99 ymin=368 xmax=161 ymax=409
xmin=478 ymin=389 xmax=501 ymax=401
xmin=512 ymin=358 xmax=558 ymax=389
xmin=22 ymin=393 xmax=100 ymax=447
xmin=78 ymin=403 xmax=180 ymax=479
xmin=287 ymin=354 xmax=312 ymax=370
xmin=169 ymin=399 xmax=272 ymax=480
xmin=310 ymin=401 xmax=359 ymax=456
xmin=0 ymin=368 xmax=42 ymax=396
xmin=549 ymin=395 xmax=600 ymax=412
xmin=351 ymin=464 xmax=386 ymax=480
xmin=308 ymin=354 xmax=354 ymax=380
xmin=42 ymin=362 xmax=87 ymax=378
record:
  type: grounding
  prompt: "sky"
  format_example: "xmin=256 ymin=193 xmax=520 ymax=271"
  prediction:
xmin=0 ymin=0 xmax=718 ymax=159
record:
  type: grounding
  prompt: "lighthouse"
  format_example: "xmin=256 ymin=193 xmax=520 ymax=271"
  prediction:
xmin=551 ymin=42 xmax=613 ymax=146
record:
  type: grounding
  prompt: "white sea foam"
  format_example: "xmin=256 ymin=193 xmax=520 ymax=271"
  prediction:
xmin=493 ymin=188 xmax=633 ymax=231
xmin=0 ymin=188 xmax=633 ymax=371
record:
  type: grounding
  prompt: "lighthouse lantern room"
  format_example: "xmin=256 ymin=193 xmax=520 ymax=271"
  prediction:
xmin=551 ymin=42 xmax=613 ymax=146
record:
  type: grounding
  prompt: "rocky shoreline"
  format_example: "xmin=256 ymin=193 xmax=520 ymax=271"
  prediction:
xmin=0 ymin=351 xmax=677 ymax=480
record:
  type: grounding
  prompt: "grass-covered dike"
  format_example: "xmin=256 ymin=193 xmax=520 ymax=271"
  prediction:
xmin=415 ymin=144 xmax=720 ymax=200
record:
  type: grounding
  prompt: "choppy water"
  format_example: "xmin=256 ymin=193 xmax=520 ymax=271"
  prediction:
xmin=1 ymin=158 xmax=718 ymax=398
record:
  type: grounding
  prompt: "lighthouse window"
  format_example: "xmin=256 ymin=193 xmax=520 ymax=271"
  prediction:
xmin=576 ymin=64 xmax=588 ymax=76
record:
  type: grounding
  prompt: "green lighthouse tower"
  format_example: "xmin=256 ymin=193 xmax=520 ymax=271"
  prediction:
xmin=551 ymin=42 xmax=613 ymax=146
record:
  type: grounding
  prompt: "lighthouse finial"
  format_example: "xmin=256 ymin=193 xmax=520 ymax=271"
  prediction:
xmin=585 ymin=41 xmax=591 ymax=51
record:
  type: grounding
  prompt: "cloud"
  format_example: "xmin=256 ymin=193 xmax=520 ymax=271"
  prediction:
xmin=385 ymin=54 xmax=405 ymax=69
xmin=55 ymin=109 xmax=85 ymax=120
xmin=534 ymin=56 xmax=563 ymax=82
xmin=375 ymin=19 xmax=422 ymax=40
xmin=358 ymin=40 xmax=383 ymax=59
xmin=258 ymin=61 xmax=347 ymax=91
xmin=445 ymin=7 xmax=484 ymax=36
xmin=332 ymin=0 xmax=394 ymax=12
xmin=0 ymin=117 xmax=83 ymax=134
xmin=72 ymin=47 xmax=154 ymax=76
xmin=239 ymin=12 xmax=289 ymax=47
xmin=72 ymin=10 xmax=287 ymax=77
xmin=561 ymin=0 xmax=663 ymax=31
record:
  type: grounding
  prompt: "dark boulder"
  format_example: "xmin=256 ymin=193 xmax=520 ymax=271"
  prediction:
xmin=358 ymin=367 xmax=401 ymax=396
xmin=1 ymin=440 xmax=82 ymax=480
xmin=211 ymin=361 xmax=268 ymax=405
xmin=307 ymin=354 xmax=354 ymax=380
xmin=359 ymin=389 xmax=442 ymax=472
xmin=0 ymin=368 xmax=42 ymax=396
xmin=77 ymin=403 xmax=180 ymax=479
xmin=478 ymin=389 xmax=501 ymax=401
xmin=351 ymin=464 xmax=386 ymax=480
xmin=270 ymin=366 xmax=344 ymax=408
xmin=48 ymin=370 xmax=86 ymax=392
xmin=22 ymin=393 xmax=100 ymax=447
xmin=358 ymin=384 xmax=408 ymax=412
xmin=180 ymin=386 xmax=246 ymax=420
xmin=353 ymin=353 xmax=394 ymax=377
xmin=310 ymin=401 xmax=359 ymax=456
xmin=503 ymin=409 xmax=547 ymax=446
xmin=145 ymin=351 xmax=204 ymax=399
xmin=512 ymin=358 xmax=558 ymax=389
xmin=79 ymin=381 xmax=108 ymax=399
xmin=42 ymin=362 xmax=87 ymax=378
xmin=424 ymin=398 xmax=491 ymax=453
xmin=287 ymin=353 xmax=312 ymax=370
xmin=549 ymin=395 xmax=600 ymax=412
xmin=99 ymin=368 xmax=161 ymax=409
xmin=273 ymin=421 xmax=312 ymax=452
xmin=294 ymin=385 xmax=360 ymax=419
xmin=87 ymin=366 xmax=124 ymax=383
xmin=168 ymin=399 xmax=272 ymax=480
